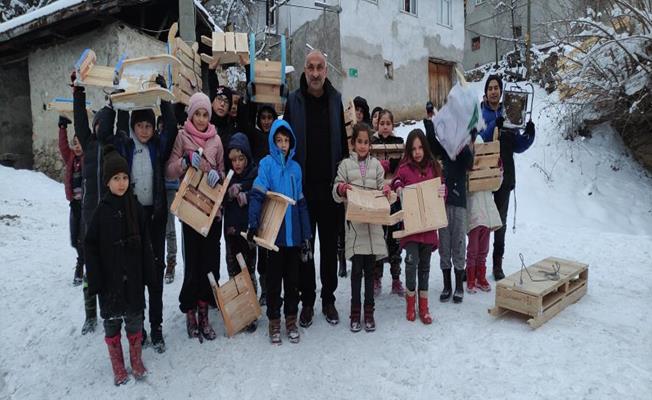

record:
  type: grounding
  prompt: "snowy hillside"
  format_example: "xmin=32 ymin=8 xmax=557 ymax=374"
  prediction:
xmin=1 ymin=86 xmax=651 ymax=399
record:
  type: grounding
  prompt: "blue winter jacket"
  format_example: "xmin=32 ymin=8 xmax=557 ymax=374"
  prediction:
xmin=248 ymin=120 xmax=312 ymax=248
xmin=224 ymin=132 xmax=258 ymax=235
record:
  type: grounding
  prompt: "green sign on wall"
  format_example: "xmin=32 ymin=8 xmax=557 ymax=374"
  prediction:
xmin=348 ymin=68 xmax=358 ymax=78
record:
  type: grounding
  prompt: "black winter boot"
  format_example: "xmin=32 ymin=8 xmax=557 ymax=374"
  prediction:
xmin=493 ymin=254 xmax=505 ymax=281
xmin=439 ymin=269 xmax=452 ymax=302
xmin=453 ymin=270 xmax=464 ymax=304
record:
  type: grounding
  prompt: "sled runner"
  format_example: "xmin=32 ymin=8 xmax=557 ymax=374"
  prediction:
xmin=47 ymin=98 xmax=92 ymax=119
xmin=393 ymin=178 xmax=448 ymax=239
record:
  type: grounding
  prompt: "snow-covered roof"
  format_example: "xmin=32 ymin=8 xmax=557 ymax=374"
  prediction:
xmin=0 ymin=0 xmax=86 ymax=36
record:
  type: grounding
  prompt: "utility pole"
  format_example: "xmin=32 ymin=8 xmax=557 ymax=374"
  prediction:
xmin=179 ymin=0 xmax=196 ymax=42
xmin=525 ymin=0 xmax=531 ymax=78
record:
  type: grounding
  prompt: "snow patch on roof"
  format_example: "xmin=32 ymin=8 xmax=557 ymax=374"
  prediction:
xmin=0 ymin=0 xmax=85 ymax=35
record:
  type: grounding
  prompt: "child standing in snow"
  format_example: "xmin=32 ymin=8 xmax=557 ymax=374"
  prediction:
xmin=166 ymin=92 xmax=225 ymax=341
xmin=333 ymin=123 xmax=389 ymax=332
xmin=247 ymin=120 xmax=312 ymax=345
xmin=466 ymin=136 xmax=503 ymax=293
xmin=391 ymin=129 xmax=446 ymax=324
xmin=223 ymin=132 xmax=259 ymax=331
xmin=436 ymin=132 xmax=474 ymax=304
xmin=57 ymin=115 xmax=84 ymax=287
xmin=371 ymin=110 xmax=406 ymax=297
xmin=85 ymin=146 xmax=154 ymax=386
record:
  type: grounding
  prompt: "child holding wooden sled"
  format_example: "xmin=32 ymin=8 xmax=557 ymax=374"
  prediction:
xmin=391 ymin=129 xmax=446 ymax=324
xmin=466 ymin=135 xmax=503 ymax=293
xmin=371 ymin=109 xmax=406 ymax=297
xmin=85 ymin=146 xmax=154 ymax=386
xmin=333 ymin=122 xmax=389 ymax=332
xmin=166 ymin=92 xmax=225 ymax=341
xmin=57 ymin=115 xmax=84 ymax=287
xmin=246 ymin=120 xmax=312 ymax=345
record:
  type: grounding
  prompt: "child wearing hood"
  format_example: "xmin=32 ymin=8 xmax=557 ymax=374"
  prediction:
xmin=247 ymin=120 xmax=312 ymax=345
xmin=224 ymin=132 xmax=260 ymax=331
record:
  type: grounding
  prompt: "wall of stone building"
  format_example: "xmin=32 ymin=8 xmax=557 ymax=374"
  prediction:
xmin=0 ymin=60 xmax=33 ymax=169
xmin=28 ymin=22 xmax=165 ymax=181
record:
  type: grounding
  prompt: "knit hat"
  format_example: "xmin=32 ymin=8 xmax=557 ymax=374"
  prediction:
xmin=102 ymin=144 xmax=129 ymax=185
xmin=130 ymin=109 xmax=156 ymax=131
xmin=187 ymin=92 xmax=212 ymax=121
xmin=484 ymin=74 xmax=504 ymax=96
xmin=426 ymin=101 xmax=434 ymax=112
xmin=215 ymin=85 xmax=233 ymax=106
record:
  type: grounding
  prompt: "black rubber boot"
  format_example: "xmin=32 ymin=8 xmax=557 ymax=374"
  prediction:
xmin=493 ymin=253 xmax=505 ymax=281
xmin=439 ymin=269 xmax=452 ymax=302
xmin=453 ymin=269 xmax=464 ymax=304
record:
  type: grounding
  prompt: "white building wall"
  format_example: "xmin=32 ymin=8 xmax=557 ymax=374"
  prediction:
xmin=28 ymin=22 xmax=165 ymax=178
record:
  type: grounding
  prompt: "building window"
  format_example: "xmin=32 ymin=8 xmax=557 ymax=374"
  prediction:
xmin=471 ymin=36 xmax=480 ymax=51
xmin=401 ymin=0 xmax=417 ymax=15
xmin=513 ymin=25 xmax=522 ymax=37
xmin=438 ymin=0 xmax=452 ymax=27
xmin=384 ymin=60 xmax=394 ymax=80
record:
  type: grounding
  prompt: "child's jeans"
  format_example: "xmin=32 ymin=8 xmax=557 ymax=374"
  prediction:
xmin=351 ymin=255 xmax=375 ymax=306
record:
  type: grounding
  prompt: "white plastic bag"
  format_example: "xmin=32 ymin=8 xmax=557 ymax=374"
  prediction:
xmin=432 ymin=83 xmax=480 ymax=160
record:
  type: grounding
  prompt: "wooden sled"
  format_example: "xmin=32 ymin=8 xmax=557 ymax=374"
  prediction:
xmin=74 ymin=49 xmax=119 ymax=88
xmin=247 ymin=33 xmax=287 ymax=106
xmin=345 ymin=187 xmax=403 ymax=226
xmin=489 ymin=257 xmax=588 ymax=329
xmin=110 ymin=87 xmax=175 ymax=111
xmin=240 ymin=191 xmax=295 ymax=252
xmin=468 ymin=127 xmax=501 ymax=192
xmin=170 ymin=168 xmax=233 ymax=237
xmin=167 ymin=22 xmax=202 ymax=105
xmin=200 ymin=31 xmax=249 ymax=66
xmin=208 ymin=253 xmax=261 ymax=337
xmin=393 ymin=177 xmax=447 ymax=239
xmin=47 ymin=98 xmax=93 ymax=120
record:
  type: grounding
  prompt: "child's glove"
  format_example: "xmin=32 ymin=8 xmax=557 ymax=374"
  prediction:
xmin=300 ymin=239 xmax=313 ymax=263
xmin=236 ymin=192 xmax=248 ymax=207
xmin=207 ymin=170 xmax=220 ymax=187
xmin=155 ymin=74 xmax=167 ymax=88
xmin=227 ymin=183 xmax=242 ymax=199
xmin=495 ymin=116 xmax=505 ymax=130
xmin=525 ymin=120 xmax=535 ymax=139
xmin=58 ymin=116 xmax=72 ymax=129
xmin=337 ymin=183 xmax=352 ymax=198
xmin=191 ymin=151 xmax=202 ymax=169
xmin=437 ymin=184 xmax=447 ymax=199
xmin=246 ymin=229 xmax=257 ymax=249
xmin=70 ymin=71 xmax=84 ymax=94
xmin=181 ymin=156 xmax=189 ymax=171
xmin=382 ymin=184 xmax=392 ymax=199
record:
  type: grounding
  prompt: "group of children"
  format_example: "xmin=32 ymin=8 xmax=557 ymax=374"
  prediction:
xmin=59 ymin=69 xmax=515 ymax=385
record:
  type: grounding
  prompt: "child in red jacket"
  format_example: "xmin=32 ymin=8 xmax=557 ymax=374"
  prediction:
xmin=391 ymin=129 xmax=446 ymax=324
xmin=57 ymin=115 xmax=84 ymax=286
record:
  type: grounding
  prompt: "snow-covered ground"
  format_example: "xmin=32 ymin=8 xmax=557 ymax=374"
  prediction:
xmin=1 ymin=86 xmax=651 ymax=399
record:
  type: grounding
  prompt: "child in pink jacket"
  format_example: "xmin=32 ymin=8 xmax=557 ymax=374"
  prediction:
xmin=166 ymin=92 xmax=224 ymax=341
xmin=391 ymin=129 xmax=446 ymax=325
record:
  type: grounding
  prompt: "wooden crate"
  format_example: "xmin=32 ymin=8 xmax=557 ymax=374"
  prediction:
xmin=170 ymin=168 xmax=233 ymax=237
xmin=200 ymin=32 xmax=249 ymax=65
xmin=370 ymin=143 xmax=404 ymax=183
xmin=208 ymin=253 xmax=261 ymax=337
xmin=393 ymin=177 xmax=448 ymax=239
xmin=167 ymin=22 xmax=202 ymax=105
xmin=468 ymin=128 xmax=501 ymax=192
xmin=489 ymin=257 xmax=589 ymax=328
xmin=240 ymin=191 xmax=295 ymax=252
xmin=251 ymin=59 xmax=283 ymax=105
xmin=344 ymin=98 xmax=357 ymax=149
xmin=345 ymin=187 xmax=403 ymax=226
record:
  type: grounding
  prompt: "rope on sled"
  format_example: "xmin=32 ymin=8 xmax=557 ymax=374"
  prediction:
xmin=518 ymin=253 xmax=561 ymax=285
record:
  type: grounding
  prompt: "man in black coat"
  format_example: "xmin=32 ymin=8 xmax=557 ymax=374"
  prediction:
xmin=284 ymin=49 xmax=348 ymax=327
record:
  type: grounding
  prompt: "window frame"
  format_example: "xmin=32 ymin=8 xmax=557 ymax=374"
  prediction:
xmin=400 ymin=0 xmax=417 ymax=16
xmin=437 ymin=0 xmax=453 ymax=28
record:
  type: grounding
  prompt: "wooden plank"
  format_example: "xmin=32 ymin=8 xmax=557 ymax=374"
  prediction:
xmin=213 ymin=32 xmax=226 ymax=52
xmin=110 ymin=87 xmax=175 ymax=111
xmin=474 ymin=141 xmax=500 ymax=155
xmin=201 ymin=35 xmax=212 ymax=47
xmin=495 ymin=285 xmax=541 ymax=316
xmin=468 ymin=177 xmax=502 ymax=192
xmin=216 ymin=277 xmax=239 ymax=303
xmin=175 ymin=37 xmax=196 ymax=62
xmin=238 ymin=191 xmax=293 ymax=252
xmin=473 ymin=154 xmax=500 ymax=169
xmin=235 ymin=32 xmax=248 ymax=53
xmin=527 ymin=283 xmax=587 ymax=328
xmin=469 ymin=167 xmax=502 ymax=180
xmin=255 ymin=60 xmax=282 ymax=81
xmin=345 ymin=187 xmax=402 ymax=226
xmin=224 ymin=32 xmax=236 ymax=52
